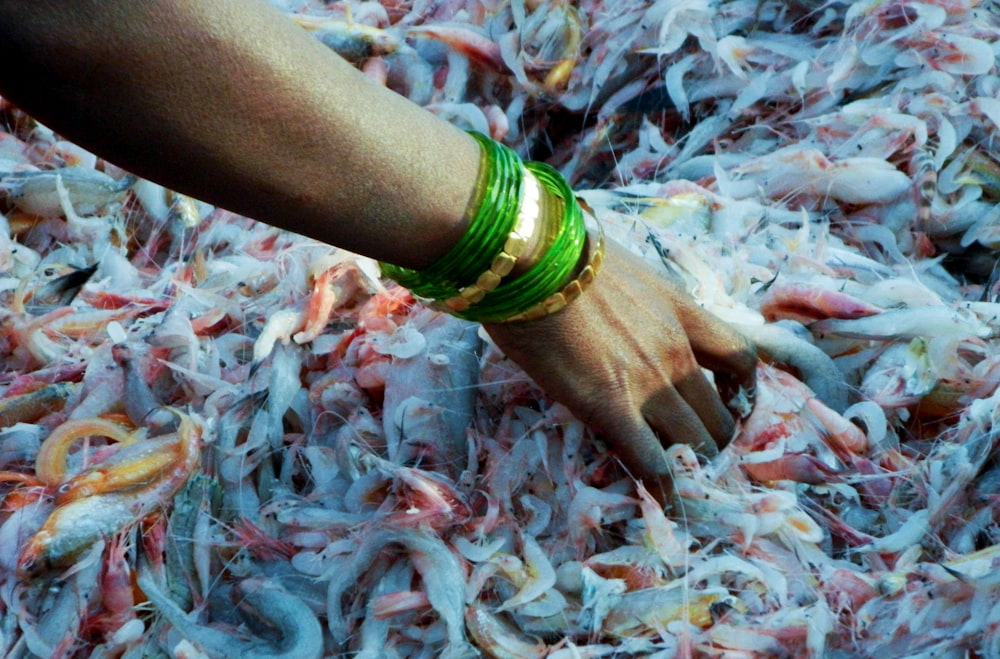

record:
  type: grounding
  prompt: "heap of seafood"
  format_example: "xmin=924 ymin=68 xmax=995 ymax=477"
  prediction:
xmin=1 ymin=0 xmax=1000 ymax=656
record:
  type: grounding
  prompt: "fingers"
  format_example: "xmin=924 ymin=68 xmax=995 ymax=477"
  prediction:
xmin=641 ymin=383 xmax=719 ymax=457
xmin=593 ymin=410 xmax=677 ymax=508
xmin=675 ymin=369 xmax=736 ymax=446
xmin=685 ymin=316 xmax=757 ymax=387
xmin=714 ymin=370 xmax=757 ymax=421
xmin=673 ymin=298 xmax=759 ymax=420
xmin=485 ymin=242 xmax=761 ymax=506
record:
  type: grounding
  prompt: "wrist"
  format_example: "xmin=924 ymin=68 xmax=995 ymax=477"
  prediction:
xmin=379 ymin=132 xmax=599 ymax=323
xmin=499 ymin=218 xmax=605 ymax=323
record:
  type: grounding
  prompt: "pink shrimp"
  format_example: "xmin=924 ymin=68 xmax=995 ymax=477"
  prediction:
xmin=732 ymin=363 xmax=869 ymax=484
xmin=566 ymin=481 xmax=637 ymax=555
xmin=408 ymin=24 xmax=507 ymax=73
xmin=371 ymin=589 xmax=430 ymax=618
xmin=807 ymin=505 xmax=876 ymax=549
xmin=2 ymin=306 xmax=75 ymax=366
xmin=483 ymin=103 xmax=510 ymax=141
xmin=293 ymin=261 xmax=369 ymax=344
xmin=371 ymin=456 xmax=473 ymax=530
xmin=635 ymin=481 xmax=687 ymax=568
xmin=331 ymin=284 xmax=415 ymax=394
xmin=740 ymin=452 xmax=842 ymax=485
xmin=758 ymin=281 xmax=883 ymax=323
xmin=905 ymin=31 xmax=995 ymax=76
xmin=362 ymin=56 xmax=389 ymax=85
xmin=77 ymin=288 xmax=167 ymax=311
xmin=819 ymin=565 xmax=878 ymax=617
xmin=733 ymin=147 xmax=912 ymax=205
xmin=82 ymin=532 xmax=139 ymax=643
xmin=46 ymin=307 xmax=150 ymax=340
xmin=5 ymin=304 xmax=158 ymax=369
xmin=231 ymin=517 xmax=297 ymax=561
xmin=494 ymin=533 xmax=559 ymax=613
xmin=806 ymin=396 xmax=869 ymax=458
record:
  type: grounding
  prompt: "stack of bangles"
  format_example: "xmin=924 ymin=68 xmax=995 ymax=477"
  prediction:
xmin=380 ymin=131 xmax=605 ymax=324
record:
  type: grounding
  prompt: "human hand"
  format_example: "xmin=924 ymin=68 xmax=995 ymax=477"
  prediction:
xmin=484 ymin=239 xmax=757 ymax=503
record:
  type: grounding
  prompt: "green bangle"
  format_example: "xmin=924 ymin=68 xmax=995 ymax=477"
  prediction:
xmin=451 ymin=160 xmax=587 ymax=323
xmin=439 ymin=167 xmax=543 ymax=312
xmin=379 ymin=132 xmax=523 ymax=300
xmin=379 ymin=132 xmax=589 ymax=324
xmin=502 ymin=221 xmax=605 ymax=323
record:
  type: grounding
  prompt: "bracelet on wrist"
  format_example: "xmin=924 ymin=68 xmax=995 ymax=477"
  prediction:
xmin=498 ymin=220 xmax=605 ymax=323
xmin=439 ymin=167 xmax=542 ymax=312
xmin=379 ymin=131 xmax=523 ymax=301
xmin=453 ymin=160 xmax=586 ymax=322
xmin=379 ymin=131 xmax=601 ymax=323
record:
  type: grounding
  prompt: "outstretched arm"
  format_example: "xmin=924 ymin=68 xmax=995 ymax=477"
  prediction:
xmin=0 ymin=0 xmax=477 ymax=268
xmin=0 ymin=0 xmax=756 ymax=500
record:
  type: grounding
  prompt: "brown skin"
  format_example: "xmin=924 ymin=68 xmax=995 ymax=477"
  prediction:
xmin=486 ymin=241 xmax=755 ymax=502
xmin=0 ymin=0 xmax=756 ymax=501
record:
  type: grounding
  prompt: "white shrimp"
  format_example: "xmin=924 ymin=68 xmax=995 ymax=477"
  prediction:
xmin=1 ymin=166 xmax=134 ymax=218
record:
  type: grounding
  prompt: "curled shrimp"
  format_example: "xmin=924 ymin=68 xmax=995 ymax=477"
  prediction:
xmin=138 ymin=569 xmax=324 ymax=659
xmin=465 ymin=605 xmax=548 ymax=658
xmin=744 ymin=452 xmax=841 ymax=485
xmin=408 ymin=23 xmax=507 ymax=73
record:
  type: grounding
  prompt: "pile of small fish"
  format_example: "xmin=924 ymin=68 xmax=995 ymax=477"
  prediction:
xmin=1 ymin=0 xmax=1000 ymax=656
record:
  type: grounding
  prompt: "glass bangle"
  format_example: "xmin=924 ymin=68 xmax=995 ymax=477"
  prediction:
xmin=379 ymin=132 xmax=523 ymax=300
xmin=451 ymin=160 xmax=587 ymax=323
xmin=500 ymin=221 xmax=605 ymax=323
xmin=439 ymin=168 xmax=542 ymax=312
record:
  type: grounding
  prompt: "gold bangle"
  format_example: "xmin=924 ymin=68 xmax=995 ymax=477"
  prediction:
xmin=440 ymin=168 xmax=542 ymax=312
xmin=500 ymin=220 xmax=605 ymax=323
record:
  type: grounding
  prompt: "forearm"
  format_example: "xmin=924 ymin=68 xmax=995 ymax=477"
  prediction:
xmin=0 ymin=0 xmax=479 ymax=268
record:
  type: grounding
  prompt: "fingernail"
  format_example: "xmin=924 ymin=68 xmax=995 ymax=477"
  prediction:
xmin=728 ymin=385 xmax=754 ymax=420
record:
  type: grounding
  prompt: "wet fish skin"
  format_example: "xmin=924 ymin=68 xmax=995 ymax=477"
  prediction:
xmin=0 ymin=381 xmax=79 ymax=428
